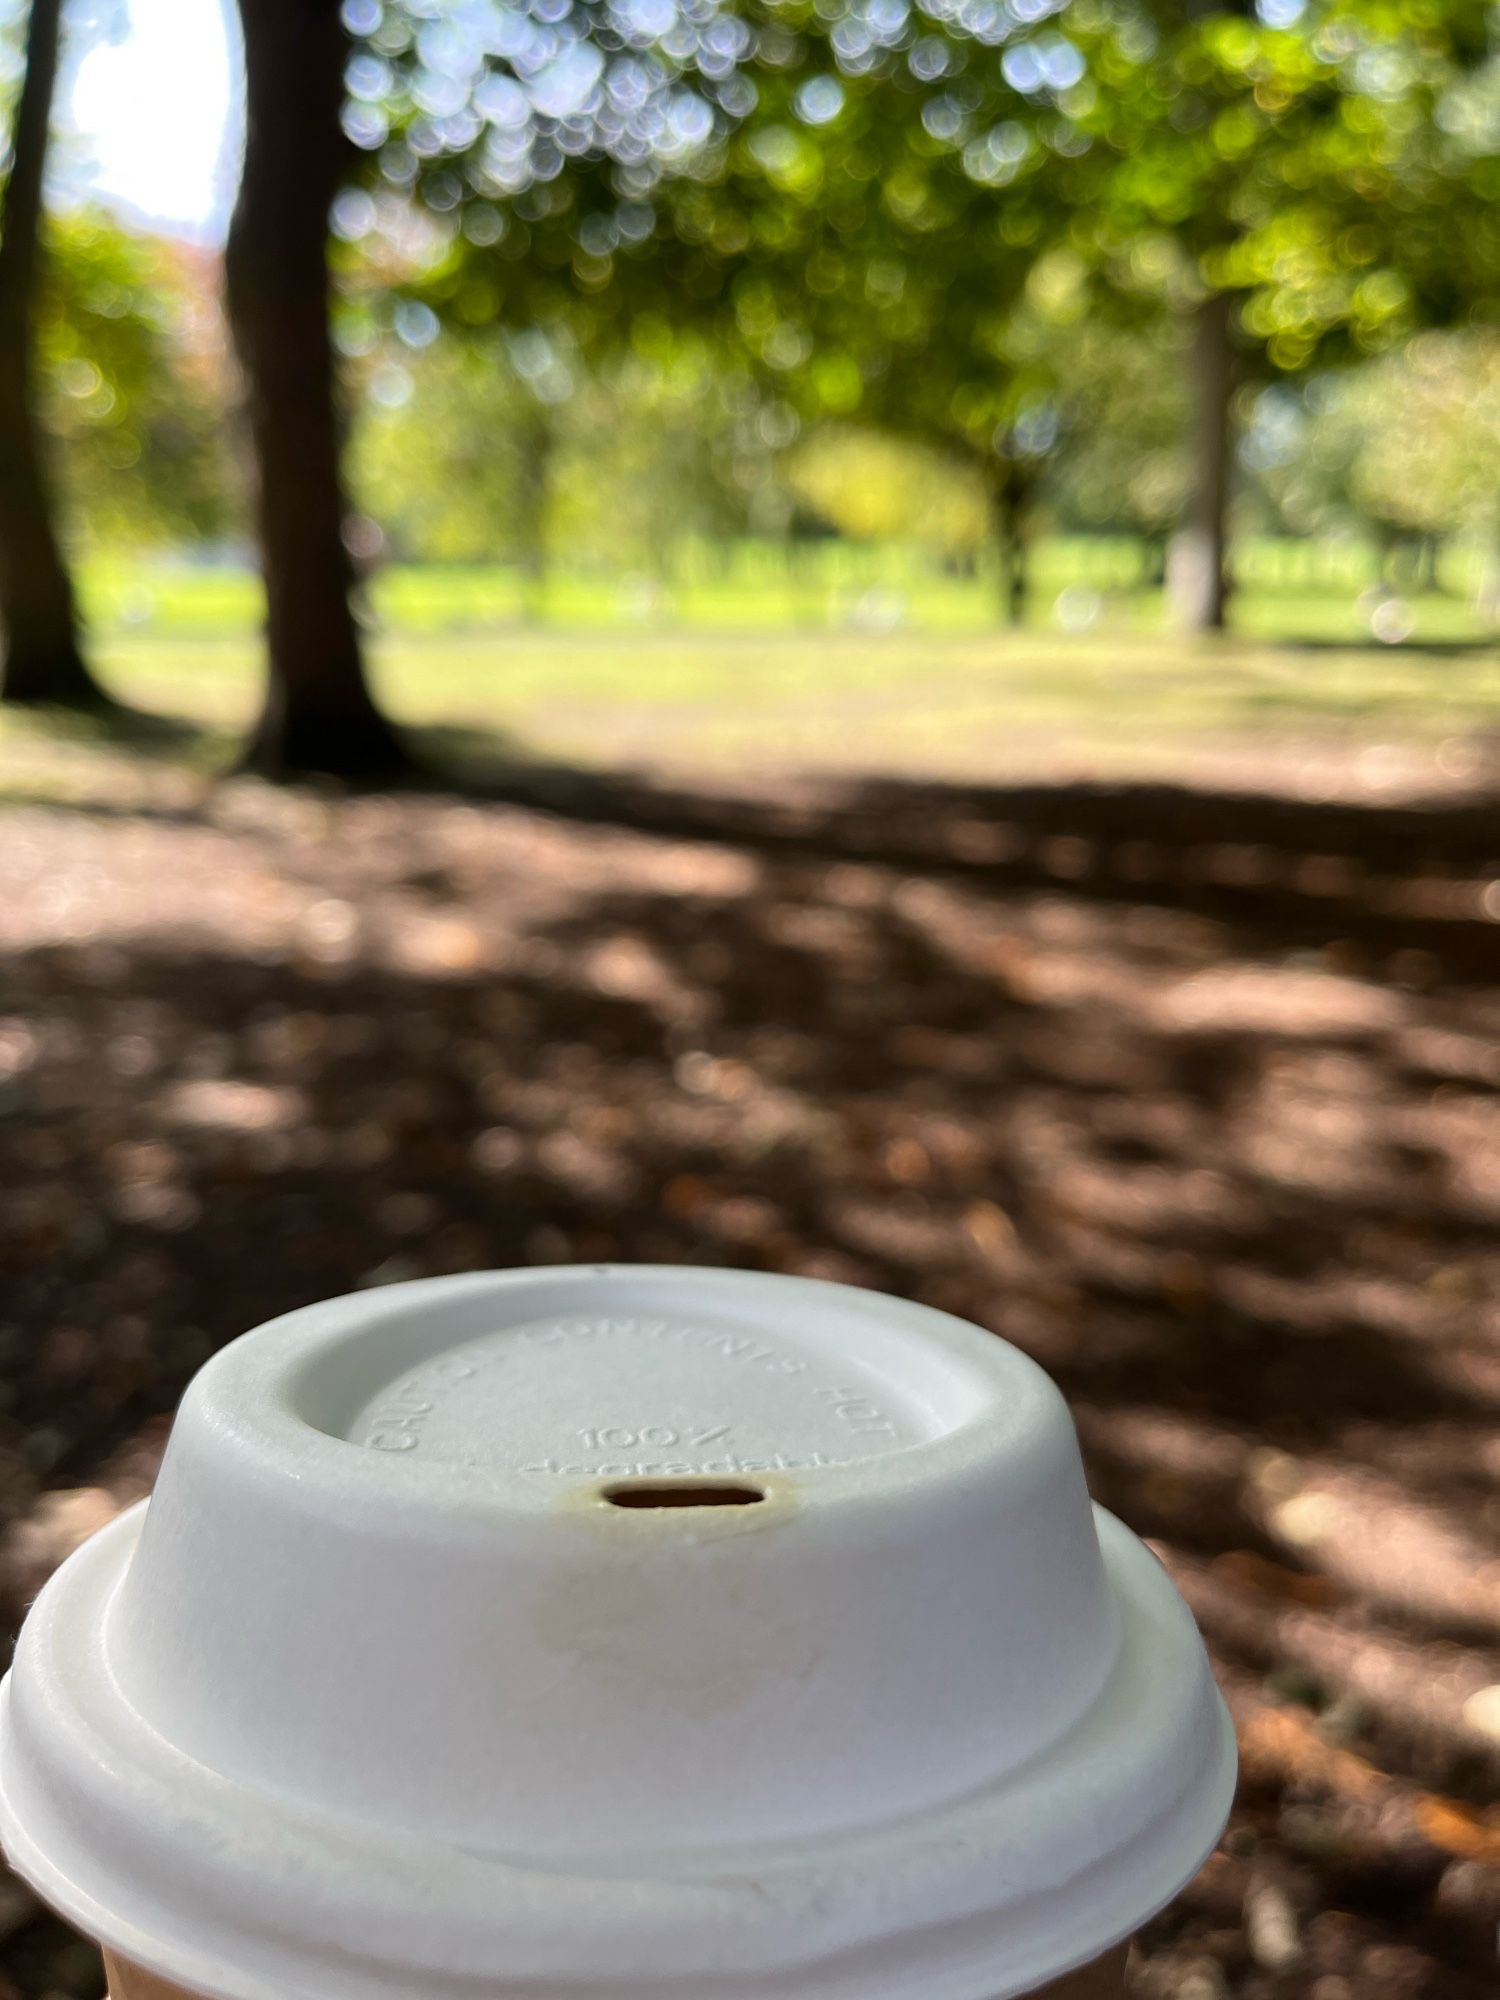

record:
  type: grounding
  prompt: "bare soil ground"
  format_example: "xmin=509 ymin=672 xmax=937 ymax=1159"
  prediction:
xmin=0 ymin=749 xmax=1498 ymax=1997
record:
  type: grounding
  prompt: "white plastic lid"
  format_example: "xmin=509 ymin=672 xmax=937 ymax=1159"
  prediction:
xmin=0 ymin=1268 xmax=1234 ymax=2000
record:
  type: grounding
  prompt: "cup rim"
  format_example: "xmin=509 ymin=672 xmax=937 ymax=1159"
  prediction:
xmin=0 ymin=1497 xmax=1236 ymax=2000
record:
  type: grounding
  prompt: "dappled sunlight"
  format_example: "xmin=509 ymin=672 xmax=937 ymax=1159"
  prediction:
xmin=1 ymin=743 xmax=1498 ymax=1989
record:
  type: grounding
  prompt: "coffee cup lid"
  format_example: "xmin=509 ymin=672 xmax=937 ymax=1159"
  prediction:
xmin=0 ymin=1267 xmax=1234 ymax=2000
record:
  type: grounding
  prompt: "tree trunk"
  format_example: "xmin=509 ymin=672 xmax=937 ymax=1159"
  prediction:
xmin=1384 ymin=520 xmax=1408 ymax=588
xmin=989 ymin=457 xmax=1029 ymax=629
xmin=1477 ymin=515 xmax=1500 ymax=625
xmin=515 ymin=402 xmax=554 ymax=625
xmin=225 ymin=0 xmax=408 ymax=780
xmin=0 ymin=0 xmax=112 ymax=707
xmin=1169 ymin=291 xmax=1236 ymax=634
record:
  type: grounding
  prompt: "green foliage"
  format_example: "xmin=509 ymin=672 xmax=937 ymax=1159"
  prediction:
xmin=345 ymin=0 xmax=1497 ymax=572
xmin=554 ymin=337 xmax=771 ymax=566
xmin=37 ymin=209 xmax=237 ymax=546
xmin=350 ymin=320 xmax=771 ymax=569
xmin=1070 ymin=0 xmax=1500 ymax=370
xmin=1236 ymin=331 xmax=1500 ymax=581
xmin=351 ymin=333 xmax=543 ymax=563
xmin=0 ymin=3 xmax=20 ymax=149
xmin=1332 ymin=331 xmax=1500 ymax=553
xmin=1347 ymin=333 xmax=1500 ymax=547
xmin=784 ymin=428 xmax=989 ymax=555
xmin=5 ymin=0 xmax=1496 ymax=591
xmin=1043 ymin=319 xmax=1192 ymax=539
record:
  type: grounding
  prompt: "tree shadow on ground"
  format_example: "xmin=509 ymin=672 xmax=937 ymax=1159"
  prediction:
xmin=1280 ymin=637 xmax=1500 ymax=657
xmin=0 ymin=762 xmax=1497 ymax=1996
xmin=1 ymin=705 xmax=533 ymax=794
xmin=0 ymin=696 xmax=211 ymax=761
xmin=471 ymin=757 xmax=1500 ymax=979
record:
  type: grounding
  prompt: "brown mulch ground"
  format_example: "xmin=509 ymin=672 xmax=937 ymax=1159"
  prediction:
xmin=0 ymin=755 xmax=1498 ymax=1998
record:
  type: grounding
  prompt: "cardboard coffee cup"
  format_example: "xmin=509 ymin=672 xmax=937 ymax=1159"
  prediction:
xmin=1 ymin=1269 xmax=1235 ymax=2000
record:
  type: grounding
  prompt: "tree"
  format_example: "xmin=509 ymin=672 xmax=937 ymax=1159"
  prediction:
xmin=355 ymin=0 xmax=1497 ymax=642
xmin=225 ymin=0 xmax=409 ymax=779
xmin=1045 ymin=318 xmax=1191 ymax=584
xmin=41 ymin=213 xmax=237 ymax=549
xmin=1169 ymin=287 xmax=1237 ymax=632
xmin=1338 ymin=333 xmax=1500 ymax=611
xmin=1173 ymin=0 xmax=1255 ymax=634
xmin=1072 ymin=0 xmax=1500 ymax=629
xmin=643 ymin=6 xmax=1152 ymax=628
xmin=783 ymin=426 xmax=989 ymax=571
xmin=363 ymin=0 xmax=1113 ymax=627
xmin=350 ymin=331 xmax=553 ymax=567
xmin=0 ymin=0 xmax=112 ymax=706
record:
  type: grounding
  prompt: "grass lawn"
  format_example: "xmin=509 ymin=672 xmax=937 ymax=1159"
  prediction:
xmin=3 ymin=547 xmax=1498 ymax=794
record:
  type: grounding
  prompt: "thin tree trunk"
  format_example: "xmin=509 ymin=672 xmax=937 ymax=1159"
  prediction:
xmin=1477 ymin=515 xmax=1500 ymax=625
xmin=515 ymin=402 xmax=554 ymax=625
xmin=225 ymin=0 xmax=408 ymax=780
xmin=1372 ymin=522 xmax=1405 ymax=594
xmin=1169 ymin=291 xmax=1236 ymax=634
xmin=0 ymin=0 xmax=112 ymax=707
xmin=989 ymin=456 xmax=1029 ymax=629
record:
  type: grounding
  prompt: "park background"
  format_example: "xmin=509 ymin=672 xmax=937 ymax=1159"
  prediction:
xmin=2 ymin=0 xmax=1500 ymax=1995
